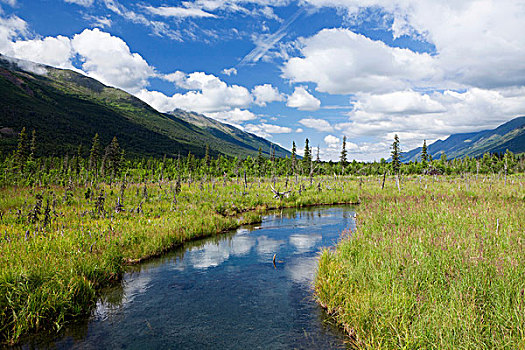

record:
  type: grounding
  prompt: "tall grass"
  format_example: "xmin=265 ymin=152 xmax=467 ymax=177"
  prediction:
xmin=315 ymin=175 xmax=525 ymax=349
xmin=0 ymin=175 xmax=359 ymax=344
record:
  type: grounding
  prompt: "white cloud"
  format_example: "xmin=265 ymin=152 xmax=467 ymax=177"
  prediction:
xmin=83 ymin=15 xmax=112 ymax=28
xmin=71 ymin=28 xmax=154 ymax=92
xmin=9 ymin=36 xmax=73 ymax=69
xmin=286 ymin=86 xmax=320 ymax=111
xmin=205 ymin=108 xmax=258 ymax=126
xmin=295 ymin=128 xmax=304 ymax=133
xmin=301 ymin=0 xmax=525 ymax=90
xmin=239 ymin=8 xmax=303 ymax=65
xmin=283 ymin=28 xmax=439 ymax=95
xmin=103 ymin=0 xmax=182 ymax=41
xmin=141 ymin=71 xmax=253 ymax=113
xmin=0 ymin=15 xmax=28 ymax=53
xmin=221 ymin=67 xmax=237 ymax=76
xmin=354 ymin=90 xmax=446 ymax=115
xmin=244 ymin=122 xmax=292 ymax=137
xmin=64 ymin=0 xmax=94 ymax=6
xmin=298 ymin=118 xmax=333 ymax=132
xmin=323 ymin=134 xmax=340 ymax=147
xmin=252 ymin=83 xmax=284 ymax=106
xmin=334 ymin=87 xmax=525 ymax=157
xmin=145 ymin=6 xmax=217 ymax=19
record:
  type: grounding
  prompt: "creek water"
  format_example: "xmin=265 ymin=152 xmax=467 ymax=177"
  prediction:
xmin=24 ymin=206 xmax=356 ymax=349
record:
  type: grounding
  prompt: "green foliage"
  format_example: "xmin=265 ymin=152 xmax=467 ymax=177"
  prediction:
xmin=391 ymin=134 xmax=401 ymax=174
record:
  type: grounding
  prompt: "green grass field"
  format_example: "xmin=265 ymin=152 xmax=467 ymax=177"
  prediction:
xmin=315 ymin=175 xmax=525 ymax=349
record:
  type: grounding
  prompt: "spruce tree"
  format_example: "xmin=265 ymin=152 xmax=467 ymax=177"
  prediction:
xmin=104 ymin=136 xmax=121 ymax=177
xmin=302 ymin=138 xmax=312 ymax=175
xmin=291 ymin=141 xmax=297 ymax=175
xmin=421 ymin=139 xmax=428 ymax=164
xmin=391 ymin=134 xmax=401 ymax=174
xmin=340 ymin=136 xmax=348 ymax=173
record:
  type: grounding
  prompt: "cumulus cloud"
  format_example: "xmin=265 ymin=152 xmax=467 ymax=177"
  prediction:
xmin=283 ymin=28 xmax=439 ymax=95
xmin=286 ymin=86 xmax=321 ymax=111
xmin=300 ymin=0 xmax=525 ymax=90
xmin=252 ymin=83 xmax=284 ymax=106
xmin=138 ymin=71 xmax=253 ymax=113
xmin=298 ymin=118 xmax=333 ymax=132
xmin=221 ymin=67 xmax=237 ymax=76
xmin=244 ymin=122 xmax=292 ymax=138
xmin=324 ymin=134 xmax=340 ymax=147
xmin=335 ymin=87 xmax=525 ymax=155
xmin=71 ymin=28 xmax=154 ymax=92
xmin=9 ymin=36 xmax=73 ymax=69
xmin=205 ymin=108 xmax=258 ymax=125
xmin=354 ymin=90 xmax=446 ymax=115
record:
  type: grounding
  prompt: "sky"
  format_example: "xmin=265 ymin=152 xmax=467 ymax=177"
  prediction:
xmin=1 ymin=0 xmax=525 ymax=161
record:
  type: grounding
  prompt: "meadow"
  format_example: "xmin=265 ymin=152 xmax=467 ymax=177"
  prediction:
xmin=0 ymin=174 xmax=359 ymax=345
xmin=315 ymin=175 xmax=525 ymax=349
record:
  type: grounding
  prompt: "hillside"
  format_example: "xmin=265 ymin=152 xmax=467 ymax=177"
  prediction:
xmin=0 ymin=55 xmax=290 ymax=159
xmin=401 ymin=116 xmax=525 ymax=162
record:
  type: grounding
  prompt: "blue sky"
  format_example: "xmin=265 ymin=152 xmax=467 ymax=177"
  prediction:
xmin=1 ymin=0 xmax=525 ymax=160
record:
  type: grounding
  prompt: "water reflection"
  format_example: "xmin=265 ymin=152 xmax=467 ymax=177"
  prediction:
xmin=21 ymin=205 xmax=356 ymax=350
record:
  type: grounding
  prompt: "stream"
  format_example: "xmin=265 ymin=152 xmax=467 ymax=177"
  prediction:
xmin=23 ymin=206 xmax=356 ymax=349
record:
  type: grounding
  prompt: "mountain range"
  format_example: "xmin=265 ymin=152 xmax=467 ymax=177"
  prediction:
xmin=401 ymin=116 xmax=525 ymax=162
xmin=0 ymin=54 xmax=290 ymax=159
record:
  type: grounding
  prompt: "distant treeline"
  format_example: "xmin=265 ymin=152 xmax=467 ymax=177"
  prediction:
xmin=2 ymin=129 xmax=524 ymax=186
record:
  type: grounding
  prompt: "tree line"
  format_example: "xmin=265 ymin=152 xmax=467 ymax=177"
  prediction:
xmin=2 ymin=128 xmax=524 ymax=187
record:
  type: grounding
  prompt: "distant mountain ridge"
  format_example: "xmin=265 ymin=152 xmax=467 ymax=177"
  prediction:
xmin=0 ymin=54 xmax=290 ymax=159
xmin=401 ymin=116 xmax=525 ymax=162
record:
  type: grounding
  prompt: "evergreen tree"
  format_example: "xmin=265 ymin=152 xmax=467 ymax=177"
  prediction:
xmin=15 ymin=127 xmax=30 ymax=172
xmin=104 ymin=136 xmax=121 ymax=176
xmin=391 ymin=134 xmax=401 ymax=174
xmin=421 ymin=139 xmax=428 ymax=164
xmin=89 ymin=133 xmax=101 ymax=173
xmin=302 ymin=138 xmax=312 ymax=175
xmin=340 ymin=136 xmax=348 ymax=173
xmin=291 ymin=141 xmax=297 ymax=175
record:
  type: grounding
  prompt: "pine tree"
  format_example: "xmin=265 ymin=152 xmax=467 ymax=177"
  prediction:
xmin=302 ymin=138 xmax=312 ymax=175
xmin=15 ymin=127 xmax=29 ymax=172
xmin=89 ymin=133 xmax=101 ymax=173
xmin=391 ymin=134 xmax=401 ymax=174
xmin=340 ymin=136 xmax=348 ymax=173
xmin=104 ymin=136 xmax=121 ymax=177
xmin=291 ymin=141 xmax=297 ymax=175
xmin=421 ymin=139 xmax=428 ymax=164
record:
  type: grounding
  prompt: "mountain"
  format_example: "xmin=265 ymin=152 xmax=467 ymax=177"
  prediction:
xmin=401 ymin=117 xmax=525 ymax=162
xmin=0 ymin=55 xmax=290 ymax=159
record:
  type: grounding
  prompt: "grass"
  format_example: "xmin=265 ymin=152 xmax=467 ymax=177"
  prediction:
xmin=315 ymin=175 xmax=525 ymax=349
xmin=0 ymin=175 xmax=359 ymax=345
